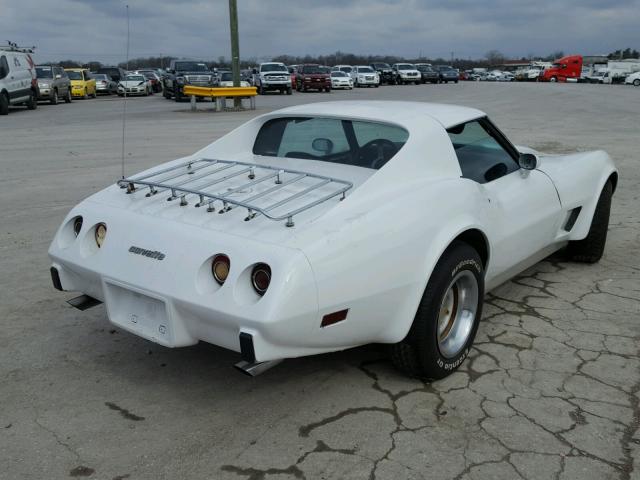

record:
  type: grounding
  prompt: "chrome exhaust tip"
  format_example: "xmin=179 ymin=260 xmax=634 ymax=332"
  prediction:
xmin=234 ymin=359 xmax=283 ymax=377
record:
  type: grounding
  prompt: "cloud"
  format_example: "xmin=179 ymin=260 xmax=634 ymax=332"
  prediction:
xmin=2 ymin=0 xmax=638 ymax=64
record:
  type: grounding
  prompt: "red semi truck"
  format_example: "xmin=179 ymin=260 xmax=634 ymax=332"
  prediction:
xmin=540 ymin=55 xmax=583 ymax=82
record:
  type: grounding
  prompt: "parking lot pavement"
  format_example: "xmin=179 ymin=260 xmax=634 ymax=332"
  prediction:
xmin=1 ymin=83 xmax=639 ymax=480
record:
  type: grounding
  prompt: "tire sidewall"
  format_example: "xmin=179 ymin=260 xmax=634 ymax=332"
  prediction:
xmin=415 ymin=244 xmax=484 ymax=378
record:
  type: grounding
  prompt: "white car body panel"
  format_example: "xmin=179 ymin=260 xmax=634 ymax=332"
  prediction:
xmin=49 ymin=101 xmax=617 ymax=363
xmin=625 ymin=71 xmax=640 ymax=85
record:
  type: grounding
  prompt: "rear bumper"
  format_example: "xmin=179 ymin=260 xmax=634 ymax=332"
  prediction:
xmin=48 ymin=201 xmax=325 ymax=362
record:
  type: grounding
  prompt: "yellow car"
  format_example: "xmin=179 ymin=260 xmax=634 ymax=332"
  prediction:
xmin=64 ymin=68 xmax=97 ymax=99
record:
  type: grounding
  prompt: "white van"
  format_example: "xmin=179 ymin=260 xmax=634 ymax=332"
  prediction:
xmin=0 ymin=45 xmax=38 ymax=115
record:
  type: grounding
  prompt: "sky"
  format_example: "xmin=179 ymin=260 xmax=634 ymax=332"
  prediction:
xmin=2 ymin=0 xmax=639 ymax=64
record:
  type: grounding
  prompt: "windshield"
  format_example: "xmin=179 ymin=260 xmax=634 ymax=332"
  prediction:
xmin=301 ymin=65 xmax=324 ymax=74
xmin=372 ymin=63 xmax=390 ymax=69
xmin=175 ymin=62 xmax=208 ymax=72
xmin=66 ymin=71 xmax=83 ymax=80
xmin=397 ymin=64 xmax=414 ymax=70
xmin=339 ymin=66 xmax=353 ymax=73
xmin=331 ymin=71 xmax=347 ymax=77
xmin=357 ymin=67 xmax=374 ymax=73
xmin=416 ymin=65 xmax=433 ymax=72
xmin=125 ymin=75 xmax=145 ymax=82
xmin=260 ymin=63 xmax=287 ymax=72
xmin=220 ymin=72 xmax=233 ymax=81
xmin=93 ymin=74 xmax=108 ymax=80
xmin=36 ymin=67 xmax=53 ymax=78
xmin=253 ymin=117 xmax=409 ymax=170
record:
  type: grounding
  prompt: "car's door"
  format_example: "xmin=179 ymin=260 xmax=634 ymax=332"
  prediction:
xmin=447 ymin=118 xmax=562 ymax=283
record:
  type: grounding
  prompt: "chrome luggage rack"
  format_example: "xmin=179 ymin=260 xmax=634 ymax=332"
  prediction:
xmin=117 ymin=159 xmax=353 ymax=227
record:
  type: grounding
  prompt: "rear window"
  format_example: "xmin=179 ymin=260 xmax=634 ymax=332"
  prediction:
xmin=253 ymin=117 xmax=409 ymax=170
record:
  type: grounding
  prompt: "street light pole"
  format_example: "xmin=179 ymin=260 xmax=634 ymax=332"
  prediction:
xmin=228 ymin=0 xmax=241 ymax=107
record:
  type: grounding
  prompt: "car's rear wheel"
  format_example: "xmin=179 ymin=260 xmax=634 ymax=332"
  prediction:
xmin=50 ymin=89 xmax=59 ymax=105
xmin=83 ymin=88 xmax=88 ymax=100
xmin=286 ymin=87 xmax=292 ymax=95
xmin=390 ymin=242 xmax=484 ymax=379
xmin=566 ymin=180 xmax=613 ymax=263
xmin=634 ymin=79 xmax=640 ymax=87
xmin=64 ymin=88 xmax=72 ymax=103
xmin=0 ymin=92 xmax=8 ymax=115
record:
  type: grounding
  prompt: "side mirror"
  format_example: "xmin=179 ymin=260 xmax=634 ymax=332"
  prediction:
xmin=518 ymin=153 xmax=537 ymax=170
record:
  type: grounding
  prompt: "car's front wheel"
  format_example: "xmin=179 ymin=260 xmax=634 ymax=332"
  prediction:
xmin=390 ymin=242 xmax=484 ymax=379
xmin=50 ymin=89 xmax=58 ymax=105
xmin=566 ymin=180 xmax=613 ymax=263
xmin=634 ymin=79 xmax=640 ymax=87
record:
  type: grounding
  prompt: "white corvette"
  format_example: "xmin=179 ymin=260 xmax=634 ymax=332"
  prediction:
xmin=48 ymin=101 xmax=617 ymax=379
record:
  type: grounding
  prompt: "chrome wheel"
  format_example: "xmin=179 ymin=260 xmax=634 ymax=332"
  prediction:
xmin=437 ymin=270 xmax=478 ymax=358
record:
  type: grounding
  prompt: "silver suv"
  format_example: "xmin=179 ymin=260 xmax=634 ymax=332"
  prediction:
xmin=36 ymin=65 xmax=72 ymax=104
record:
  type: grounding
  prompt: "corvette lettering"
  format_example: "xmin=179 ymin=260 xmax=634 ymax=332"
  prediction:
xmin=128 ymin=246 xmax=165 ymax=261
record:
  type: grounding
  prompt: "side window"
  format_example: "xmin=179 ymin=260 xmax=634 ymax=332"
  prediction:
xmin=277 ymin=118 xmax=350 ymax=158
xmin=447 ymin=119 xmax=519 ymax=184
xmin=353 ymin=121 xmax=409 ymax=148
xmin=0 ymin=56 xmax=8 ymax=79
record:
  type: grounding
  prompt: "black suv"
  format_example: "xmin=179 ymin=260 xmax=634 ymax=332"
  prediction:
xmin=162 ymin=60 xmax=216 ymax=101
xmin=415 ymin=64 xmax=439 ymax=84
xmin=370 ymin=63 xmax=394 ymax=85
xmin=96 ymin=66 xmax=126 ymax=83
xmin=434 ymin=65 xmax=459 ymax=84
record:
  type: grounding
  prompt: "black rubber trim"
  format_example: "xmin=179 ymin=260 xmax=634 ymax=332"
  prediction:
xmin=50 ymin=267 xmax=63 ymax=291
xmin=239 ymin=332 xmax=256 ymax=363
xmin=66 ymin=295 xmax=102 ymax=311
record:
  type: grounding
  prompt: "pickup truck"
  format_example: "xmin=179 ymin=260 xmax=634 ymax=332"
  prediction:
xmin=415 ymin=63 xmax=439 ymax=84
xmin=296 ymin=64 xmax=331 ymax=92
xmin=370 ymin=63 xmax=394 ymax=85
xmin=252 ymin=62 xmax=292 ymax=95
xmin=162 ymin=60 xmax=217 ymax=101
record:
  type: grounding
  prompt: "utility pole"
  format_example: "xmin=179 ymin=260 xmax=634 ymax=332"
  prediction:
xmin=228 ymin=0 xmax=241 ymax=107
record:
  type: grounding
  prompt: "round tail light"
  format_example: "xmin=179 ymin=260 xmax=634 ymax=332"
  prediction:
xmin=251 ymin=264 xmax=271 ymax=296
xmin=73 ymin=217 xmax=83 ymax=237
xmin=212 ymin=254 xmax=230 ymax=285
xmin=95 ymin=223 xmax=107 ymax=248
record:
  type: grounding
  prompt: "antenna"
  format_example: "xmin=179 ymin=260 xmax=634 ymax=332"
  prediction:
xmin=120 ymin=4 xmax=130 ymax=181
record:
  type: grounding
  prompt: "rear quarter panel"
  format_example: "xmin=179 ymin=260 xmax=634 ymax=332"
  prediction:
xmin=294 ymin=177 xmax=490 ymax=347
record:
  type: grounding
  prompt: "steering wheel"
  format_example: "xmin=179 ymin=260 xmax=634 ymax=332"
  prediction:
xmin=357 ymin=139 xmax=398 ymax=169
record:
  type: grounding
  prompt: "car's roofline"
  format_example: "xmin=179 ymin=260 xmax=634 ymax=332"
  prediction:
xmin=270 ymin=101 xmax=485 ymax=130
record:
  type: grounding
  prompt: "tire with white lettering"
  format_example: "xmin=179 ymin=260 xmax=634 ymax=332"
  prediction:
xmin=390 ymin=242 xmax=484 ymax=379
xmin=566 ymin=180 xmax=612 ymax=263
